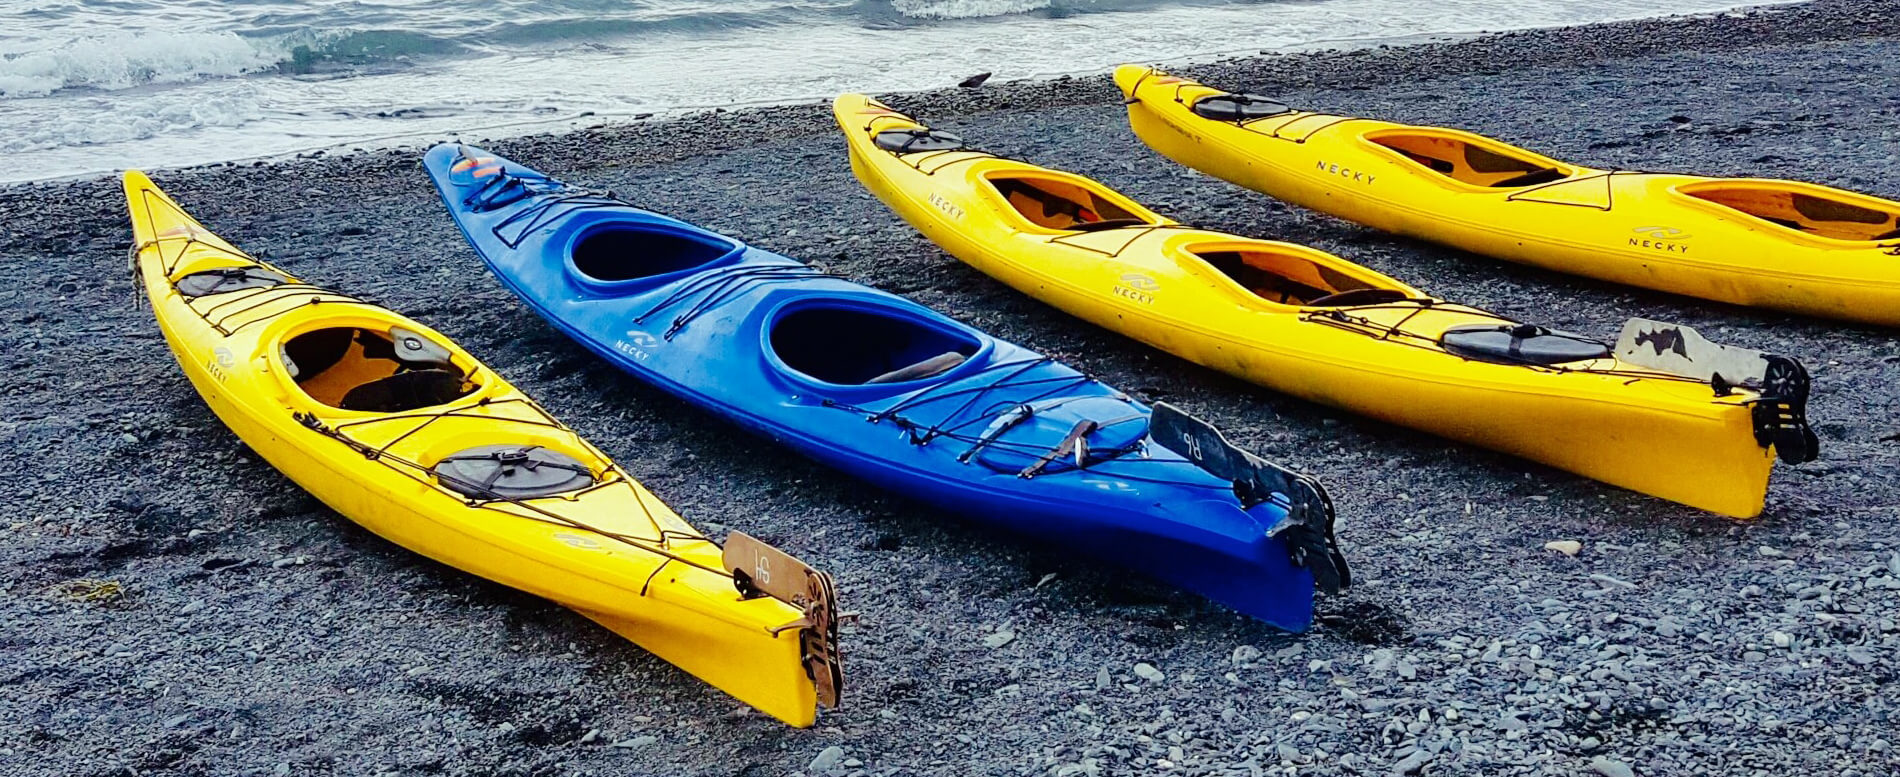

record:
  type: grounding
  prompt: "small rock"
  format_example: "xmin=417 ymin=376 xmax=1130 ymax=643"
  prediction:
xmin=1232 ymin=645 xmax=1261 ymax=665
xmin=1095 ymin=666 xmax=1112 ymax=690
xmin=579 ymin=729 xmax=599 ymax=744
xmin=958 ymin=72 xmax=993 ymax=88
xmin=1133 ymin=663 xmax=1165 ymax=683
xmin=1770 ymin=631 xmax=1793 ymax=649
xmin=1391 ymin=749 xmax=1430 ymax=775
xmin=809 ymin=745 xmax=846 ymax=773
xmin=1544 ymin=540 xmax=1582 ymax=557
xmin=1591 ymin=756 xmax=1636 ymax=777
xmin=1758 ymin=546 xmax=1785 ymax=557
xmin=609 ymin=735 xmax=657 ymax=748
xmin=1590 ymin=573 xmax=1637 ymax=590
xmin=981 ymin=630 xmax=1016 ymax=649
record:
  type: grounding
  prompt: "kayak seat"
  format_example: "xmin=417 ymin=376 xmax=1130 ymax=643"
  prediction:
xmin=571 ymin=224 xmax=734 ymax=282
xmin=1439 ymin=324 xmax=1610 ymax=366
xmin=1398 ymin=150 xmax=1456 ymax=175
xmin=1680 ymin=183 xmax=1900 ymax=241
xmin=339 ymin=369 xmax=470 ymax=413
xmin=1372 ymin=132 xmax=1571 ymax=187
xmin=989 ymin=175 xmax=1149 ymax=231
xmin=1192 ymin=248 xmax=1395 ymax=306
xmin=771 ymin=304 xmax=981 ymax=385
xmin=284 ymin=326 xmax=475 ymax=411
xmin=867 ymin=352 xmax=966 ymax=384
xmin=1490 ymin=168 xmax=1569 ymax=188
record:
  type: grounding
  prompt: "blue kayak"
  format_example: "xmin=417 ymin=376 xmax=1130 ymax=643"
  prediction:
xmin=422 ymin=144 xmax=1348 ymax=631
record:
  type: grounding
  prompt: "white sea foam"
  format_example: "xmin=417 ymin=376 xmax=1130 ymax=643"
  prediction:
xmin=0 ymin=87 xmax=264 ymax=156
xmin=0 ymin=31 xmax=281 ymax=98
xmin=891 ymin=0 xmax=1054 ymax=21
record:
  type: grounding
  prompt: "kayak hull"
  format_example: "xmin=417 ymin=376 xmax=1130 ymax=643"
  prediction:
xmin=126 ymin=172 xmax=835 ymax=726
xmin=422 ymin=144 xmax=1340 ymax=631
xmin=834 ymin=93 xmax=1798 ymax=518
xmin=1115 ymin=66 xmax=1900 ymax=328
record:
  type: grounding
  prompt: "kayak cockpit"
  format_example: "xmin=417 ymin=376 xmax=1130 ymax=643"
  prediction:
xmin=1185 ymin=243 xmax=1409 ymax=307
xmin=1366 ymin=130 xmax=1574 ymax=188
xmin=1676 ymin=181 xmax=1900 ymax=242
xmin=983 ymin=172 xmax=1162 ymax=232
xmin=281 ymin=326 xmax=477 ymax=413
xmin=568 ymin=222 xmax=740 ymax=288
xmin=769 ymin=302 xmax=983 ymax=387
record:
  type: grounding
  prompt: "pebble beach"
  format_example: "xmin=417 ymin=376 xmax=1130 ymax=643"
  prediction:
xmin=2 ymin=1 xmax=1897 ymax=775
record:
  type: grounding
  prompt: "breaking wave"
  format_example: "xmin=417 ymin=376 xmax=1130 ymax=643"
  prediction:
xmin=0 ymin=31 xmax=281 ymax=98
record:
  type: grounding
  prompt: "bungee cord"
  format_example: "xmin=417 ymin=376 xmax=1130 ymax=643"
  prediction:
xmin=1301 ymin=299 xmax=1733 ymax=389
xmin=634 ymin=264 xmax=836 ymax=338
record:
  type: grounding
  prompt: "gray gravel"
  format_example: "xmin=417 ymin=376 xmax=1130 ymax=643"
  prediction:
xmin=4 ymin=2 xmax=1899 ymax=775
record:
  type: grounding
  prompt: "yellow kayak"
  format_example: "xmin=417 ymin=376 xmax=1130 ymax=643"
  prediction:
xmin=1115 ymin=66 xmax=1900 ymax=328
xmin=833 ymin=94 xmax=1818 ymax=518
xmin=126 ymin=171 xmax=841 ymax=726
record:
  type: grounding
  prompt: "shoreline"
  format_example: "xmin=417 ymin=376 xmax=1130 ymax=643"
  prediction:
xmin=4 ymin=2 xmax=1898 ymax=775
xmin=0 ymin=0 xmax=1851 ymax=191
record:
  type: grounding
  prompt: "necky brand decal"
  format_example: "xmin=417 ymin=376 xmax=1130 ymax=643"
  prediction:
xmin=1119 ymin=273 xmax=1160 ymax=292
xmin=1628 ymin=225 xmax=1691 ymax=254
xmin=1114 ymin=273 xmax=1158 ymax=304
xmin=553 ymin=533 xmax=605 ymax=551
xmin=1315 ymin=160 xmax=1375 ymax=185
xmin=613 ymin=330 xmax=660 ymax=362
xmin=928 ymin=191 xmax=965 ymax=220
xmin=206 ymin=346 xmax=234 ymax=383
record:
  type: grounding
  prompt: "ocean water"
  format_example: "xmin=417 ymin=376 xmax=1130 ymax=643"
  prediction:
xmin=1 ymin=0 xmax=1785 ymax=183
